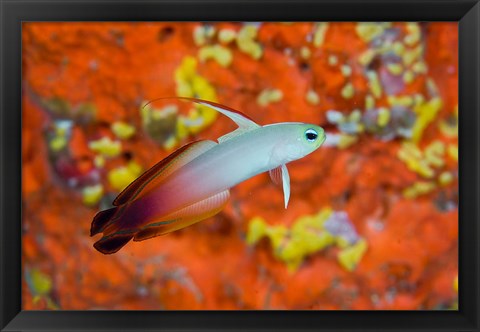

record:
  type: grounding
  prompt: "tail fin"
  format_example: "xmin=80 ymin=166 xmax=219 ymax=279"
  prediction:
xmin=93 ymin=232 xmax=134 ymax=255
xmin=90 ymin=207 xmax=118 ymax=236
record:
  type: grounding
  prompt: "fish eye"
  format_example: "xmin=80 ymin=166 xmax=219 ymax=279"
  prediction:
xmin=305 ymin=128 xmax=318 ymax=142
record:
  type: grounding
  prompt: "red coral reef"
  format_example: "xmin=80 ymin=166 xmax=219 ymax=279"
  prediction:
xmin=22 ymin=22 xmax=458 ymax=310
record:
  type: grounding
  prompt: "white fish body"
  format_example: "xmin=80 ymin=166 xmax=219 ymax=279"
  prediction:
xmin=91 ymin=98 xmax=326 ymax=254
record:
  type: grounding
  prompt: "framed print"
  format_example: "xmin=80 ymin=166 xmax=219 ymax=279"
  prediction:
xmin=1 ymin=0 xmax=479 ymax=331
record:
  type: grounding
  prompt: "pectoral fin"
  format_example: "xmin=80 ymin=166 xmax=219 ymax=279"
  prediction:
xmin=269 ymin=164 xmax=290 ymax=209
xmin=113 ymin=140 xmax=217 ymax=206
xmin=133 ymin=190 xmax=230 ymax=241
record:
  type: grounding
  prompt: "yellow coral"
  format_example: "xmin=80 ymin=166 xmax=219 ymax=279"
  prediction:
xmin=265 ymin=226 xmax=289 ymax=251
xmin=174 ymin=56 xmax=197 ymax=87
xmin=447 ymin=144 xmax=458 ymax=162
xmin=412 ymin=61 xmax=427 ymax=74
xmin=365 ymin=94 xmax=375 ymax=109
xmin=404 ymin=23 xmax=421 ymax=46
xmin=50 ymin=136 xmax=67 ymax=152
xmin=150 ymin=105 xmax=177 ymax=121
xmin=218 ymin=29 xmax=237 ymax=44
xmin=162 ymin=136 xmax=177 ymax=151
xmin=392 ymin=41 xmax=405 ymax=56
xmin=366 ymin=71 xmax=382 ymax=98
xmin=313 ymin=23 xmax=329 ymax=47
xmin=30 ymin=269 xmax=52 ymax=296
xmin=340 ymin=64 xmax=352 ymax=77
xmin=247 ymin=208 xmax=367 ymax=273
xmin=193 ymin=25 xmax=215 ymax=46
xmin=413 ymin=94 xmax=425 ymax=106
xmin=49 ymin=122 xmax=71 ymax=152
xmin=411 ymin=97 xmax=443 ymax=143
xmin=403 ymin=70 xmax=415 ymax=84
xmin=397 ymin=142 xmax=435 ymax=178
xmin=246 ymin=216 xmax=268 ymax=245
xmin=348 ymin=110 xmax=361 ymax=123
xmin=358 ymin=49 xmax=376 ymax=66
xmin=388 ymin=95 xmax=413 ymax=107
xmin=438 ymin=172 xmax=454 ymax=186
xmin=438 ymin=121 xmax=458 ymax=138
xmin=438 ymin=107 xmax=458 ymax=138
xmin=88 ymin=137 xmax=122 ymax=158
xmin=338 ymin=134 xmax=358 ymax=149
xmin=377 ymin=108 xmax=390 ymax=127
xmin=356 ymin=23 xmax=389 ymax=42
xmin=198 ymin=44 xmax=233 ymax=68
xmin=403 ymin=181 xmax=436 ymax=199
xmin=453 ymin=275 xmax=458 ymax=293
xmin=426 ymin=78 xmax=439 ymax=96
xmin=398 ymin=140 xmax=448 ymax=181
xmin=82 ymin=184 xmax=104 ymax=206
xmin=236 ymin=25 xmax=263 ymax=60
xmin=335 ymin=236 xmax=352 ymax=249
xmin=403 ymin=44 xmax=424 ymax=67
xmin=337 ymin=239 xmax=368 ymax=272
xmin=386 ymin=63 xmax=403 ymax=76
xmin=111 ymin=121 xmax=136 ymax=140
xmin=191 ymin=75 xmax=216 ymax=101
xmin=108 ymin=161 xmax=143 ymax=192
xmin=127 ymin=159 xmax=142 ymax=175
xmin=175 ymin=116 xmax=190 ymax=141
xmin=341 ymin=83 xmax=355 ymax=99
xmin=94 ymin=155 xmax=105 ymax=168
xmin=173 ymin=56 xmax=218 ymax=138
xmin=306 ymin=89 xmax=320 ymax=105
xmin=328 ymin=55 xmax=338 ymax=66
xmin=257 ymin=89 xmax=283 ymax=107
xmin=424 ymin=140 xmax=446 ymax=168
xmin=300 ymin=46 xmax=311 ymax=60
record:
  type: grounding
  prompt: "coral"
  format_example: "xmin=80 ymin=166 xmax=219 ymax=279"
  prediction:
xmin=22 ymin=22 xmax=458 ymax=310
xmin=257 ymin=89 xmax=284 ymax=107
xmin=88 ymin=137 xmax=122 ymax=158
xmin=199 ymin=44 xmax=233 ymax=68
xmin=236 ymin=25 xmax=263 ymax=60
xmin=246 ymin=209 xmax=368 ymax=273
xmin=111 ymin=121 xmax=136 ymax=140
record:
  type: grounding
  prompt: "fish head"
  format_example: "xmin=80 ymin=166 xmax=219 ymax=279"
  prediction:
xmin=279 ymin=123 xmax=326 ymax=162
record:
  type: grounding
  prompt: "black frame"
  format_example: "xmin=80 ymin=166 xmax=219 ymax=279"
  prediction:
xmin=1 ymin=0 xmax=479 ymax=331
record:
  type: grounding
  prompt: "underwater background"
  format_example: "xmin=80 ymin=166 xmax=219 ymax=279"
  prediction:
xmin=22 ymin=22 xmax=458 ymax=310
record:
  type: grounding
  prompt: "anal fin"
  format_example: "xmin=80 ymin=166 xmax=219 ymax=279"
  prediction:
xmin=133 ymin=190 xmax=230 ymax=241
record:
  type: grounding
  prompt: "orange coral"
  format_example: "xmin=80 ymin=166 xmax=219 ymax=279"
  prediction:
xmin=22 ymin=22 xmax=458 ymax=310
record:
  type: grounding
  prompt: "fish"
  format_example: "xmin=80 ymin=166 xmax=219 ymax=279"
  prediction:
xmin=90 ymin=97 xmax=326 ymax=254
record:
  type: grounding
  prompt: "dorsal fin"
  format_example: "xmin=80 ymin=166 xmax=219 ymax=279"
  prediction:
xmin=113 ymin=140 xmax=217 ymax=206
xmin=217 ymin=127 xmax=257 ymax=143
xmin=188 ymin=98 xmax=260 ymax=129
xmin=142 ymin=97 xmax=260 ymax=143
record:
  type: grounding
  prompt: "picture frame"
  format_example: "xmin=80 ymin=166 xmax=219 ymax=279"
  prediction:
xmin=1 ymin=0 xmax=479 ymax=331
